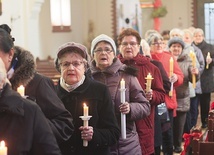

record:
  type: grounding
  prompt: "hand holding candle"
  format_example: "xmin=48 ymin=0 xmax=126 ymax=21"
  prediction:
xmin=169 ymin=57 xmax=174 ymax=97
xmin=0 ymin=141 xmax=7 ymax=155
xmin=120 ymin=79 xmax=126 ymax=139
xmin=79 ymin=103 xmax=92 ymax=147
xmin=189 ymin=51 xmax=196 ymax=88
xmin=145 ymin=73 xmax=153 ymax=92
xmin=17 ymin=85 xmax=25 ymax=96
xmin=206 ymin=52 xmax=211 ymax=69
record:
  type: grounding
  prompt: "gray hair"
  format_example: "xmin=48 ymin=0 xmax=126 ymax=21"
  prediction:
xmin=146 ymin=33 xmax=163 ymax=46
xmin=193 ymin=28 xmax=204 ymax=36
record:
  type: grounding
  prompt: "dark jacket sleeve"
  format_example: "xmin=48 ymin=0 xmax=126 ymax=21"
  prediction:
xmin=27 ymin=74 xmax=74 ymax=143
xmin=91 ymin=85 xmax=120 ymax=147
xmin=152 ymin=60 xmax=171 ymax=93
xmin=150 ymin=66 xmax=166 ymax=105
xmin=31 ymin=103 xmax=62 ymax=155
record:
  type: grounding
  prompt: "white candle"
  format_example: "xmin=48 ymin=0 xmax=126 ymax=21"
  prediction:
xmin=120 ymin=79 xmax=126 ymax=139
xmin=0 ymin=141 xmax=7 ymax=155
xmin=83 ymin=103 xmax=88 ymax=117
xmin=17 ymin=85 xmax=25 ymax=96
xmin=83 ymin=103 xmax=89 ymax=147
xmin=120 ymin=79 xmax=125 ymax=103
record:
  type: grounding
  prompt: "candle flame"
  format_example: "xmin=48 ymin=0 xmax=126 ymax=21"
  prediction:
xmin=0 ymin=140 xmax=5 ymax=147
xmin=83 ymin=103 xmax=87 ymax=108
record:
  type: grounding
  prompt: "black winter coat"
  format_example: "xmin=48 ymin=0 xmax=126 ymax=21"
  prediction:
xmin=0 ymin=84 xmax=61 ymax=155
xmin=25 ymin=73 xmax=74 ymax=143
xmin=9 ymin=47 xmax=74 ymax=144
xmin=56 ymin=76 xmax=120 ymax=155
xmin=193 ymin=40 xmax=214 ymax=93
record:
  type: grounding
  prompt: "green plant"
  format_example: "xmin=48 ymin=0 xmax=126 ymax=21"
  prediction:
xmin=151 ymin=6 xmax=167 ymax=18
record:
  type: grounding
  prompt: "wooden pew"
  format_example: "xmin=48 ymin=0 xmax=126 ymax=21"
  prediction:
xmin=36 ymin=56 xmax=60 ymax=85
xmin=191 ymin=110 xmax=214 ymax=155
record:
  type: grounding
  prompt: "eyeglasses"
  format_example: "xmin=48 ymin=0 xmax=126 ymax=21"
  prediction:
xmin=59 ymin=60 xmax=84 ymax=69
xmin=94 ymin=48 xmax=113 ymax=53
xmin=151 ymin=42 xmax=163 ymax=46
xmin=121 ymin=42 xmax=138 ymax=47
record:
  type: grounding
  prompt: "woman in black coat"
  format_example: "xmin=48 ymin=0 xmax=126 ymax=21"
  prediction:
xmin=55 ymin=42 xmax=120 ymax=155
xmin=0 ymin=57 xmax=61 ymax=154
xmin=8 ymin=46 xmax=74 ymax=144
xmin=0 ymin=24 xmax=74 ymax=144
xmin=193 ymin=28 xmax=214 ymax=128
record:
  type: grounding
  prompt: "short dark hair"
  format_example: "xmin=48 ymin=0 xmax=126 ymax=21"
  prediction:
xmin=117 ymin=28 xmax=141 ymax=46
xmin=0 ymin=24 xmax=15 ymax=41
xmin=0 ymin=28 xmax=14 ymax=54
xmin=0 ymin=24 xmax=11 ymax=34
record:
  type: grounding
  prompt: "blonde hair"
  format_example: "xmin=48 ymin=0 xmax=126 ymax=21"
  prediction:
xmin=183 ymin=29 xmax=193 ymax=39
xmin=140 ymin=39 xmax=151 ymax=57
xmin=170 ymin=28 xmax=184 ymax=39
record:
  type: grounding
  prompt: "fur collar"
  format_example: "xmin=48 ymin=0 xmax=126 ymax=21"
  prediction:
xmin=9 ymin=46 xmax=36 ymax=90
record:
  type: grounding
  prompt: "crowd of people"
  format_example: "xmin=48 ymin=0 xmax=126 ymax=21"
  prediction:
xmin=0 ymin=23 xmax=214 ymax=155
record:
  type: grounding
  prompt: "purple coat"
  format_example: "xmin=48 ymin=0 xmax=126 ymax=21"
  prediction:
xmin=90 ymin=58 xmax=150 ymax=155
xmin=118 ymin=54 xmax=165 ymax=155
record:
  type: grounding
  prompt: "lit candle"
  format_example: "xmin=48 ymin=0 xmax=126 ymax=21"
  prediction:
xmin=83 ymin=103 xmax=89 ymax=147
xmin=169 ymin=57 xmax=174 ymax=97
xmin=206 ymin=52 xmax=210 ymax=69
xmin=83 ymin=103 xmax=88 ymax=117
xmin=120 ymin=79 xmax=126 ymax=139
xmin=189 ymin=51 xmax=196 ymax=88
xmin=0 ymin=141 xmax=7 ymax=155
xmin=17 ymin=85 xmax=25 ymax=96
xmin=145 ymin=73 xmax=153 ymax=92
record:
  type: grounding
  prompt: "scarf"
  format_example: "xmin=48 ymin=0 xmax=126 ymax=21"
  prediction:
xmin=60 ymin=75 xmax=85 ymax=92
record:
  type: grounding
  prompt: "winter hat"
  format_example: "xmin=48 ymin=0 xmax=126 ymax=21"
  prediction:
xmin=56 ymin=42 xmax=88 ymax=59
xmin=168 ymin=37 xmax=185 ymax=49
xmin=55 ymin=42 xmax=90 ymax=72
xmin=91 ymin=34 xmax=117 ymax=56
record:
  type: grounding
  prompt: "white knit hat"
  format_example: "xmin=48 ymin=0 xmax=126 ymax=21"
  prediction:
xmin=91 ymin=34 xmax=117 ymax=56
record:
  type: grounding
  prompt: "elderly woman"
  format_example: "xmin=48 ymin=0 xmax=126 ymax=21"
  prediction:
xmin=0 ymin=24 xmax=74 ymax=145
xmin=54 ymin=42 xmax=120 ymax=155
xmin=182 ymin=29 xmax=204 ymax=133
xmin=117 ymin=28 xmax=166 ymax=155
xmin=146 ymin=33 xmax=184 ymax=155
xmin=0 ymin=28 xmax=61 ymax=155
xmin=168 ymin=37 xmax=199 ymax=153
xmin=193 ymin=28 xmax=214 ymax=128
xmin=89 ymin=34 xmax=150 ymax=155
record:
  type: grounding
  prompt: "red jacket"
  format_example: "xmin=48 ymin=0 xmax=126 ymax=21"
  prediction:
xmin=118 ymin=54 xmax=165 ymax=155
xmin=151 ymin=52 xmax=184 ymax=111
